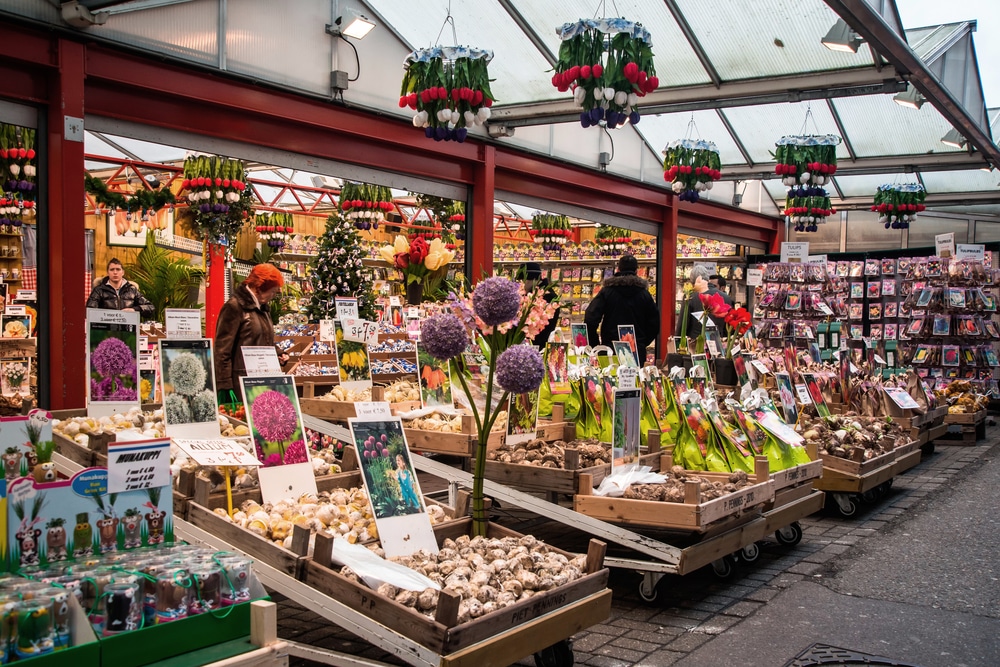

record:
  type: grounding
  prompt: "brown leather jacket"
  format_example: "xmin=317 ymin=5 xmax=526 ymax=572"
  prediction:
xmin=213 ymin=283 xmax=277 ymax=392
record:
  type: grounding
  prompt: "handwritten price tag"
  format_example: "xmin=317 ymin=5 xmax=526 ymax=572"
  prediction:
xmin=342 ymin=318 xmax=378 ymax=345
xmin=319 ymin=319 xmax=336 ymax=342
xmin=617 ymin=366 xmax=639 ymax=389
xmin=353 ymin=402 xmax=392 ymax=419
xmin=335 ymin=298 xmax=359 ymax=321
xmin=242 ymin=347 xmax=282 ymax=376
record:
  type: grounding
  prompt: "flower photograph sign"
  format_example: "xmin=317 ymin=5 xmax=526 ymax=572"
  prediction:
xmin=87 ymin=308 xmax=140 ymax=418
xmin=1 ymin=358 xmax=29 ymax=397
xmin=158 ymin=338 xmax=221 ymax=439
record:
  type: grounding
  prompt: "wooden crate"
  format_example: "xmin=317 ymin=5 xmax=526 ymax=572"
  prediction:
xmin=770 ymin=459 xmax=823 ymax=493
xmin=814 ymin=456 xmax=897 ymax=494
xmin=299 ymin=384 xmax=421 ymax=419
xmin=819 ymin=447 xmax=896 ymax=476
xmin=892 ymin=449 xmax=922 ymax=476
xmin=944 ymin=409 xmax=986 ymax=425
xmin=404 ymin=414 xmax=504 ymax=457
xmin=299 ymin=520 xmax=609 ymax=655
xmin=936 ymin=421 xmax=986 ymax=446
xmin=484 ymin=450 xmax=663 ymax=496
xmin=892 ymin=439 xmax=921 ymax=457
xmin=573 ymin=458 xmax=774 ymax=532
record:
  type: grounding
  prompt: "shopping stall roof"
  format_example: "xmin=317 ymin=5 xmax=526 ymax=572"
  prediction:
xmin=16 ymin=0 xmax=996 ymax=221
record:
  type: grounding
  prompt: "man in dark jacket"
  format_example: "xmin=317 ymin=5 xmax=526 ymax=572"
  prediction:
xmin=85 ymin=258 xmax=155 ymax=320
xmin=677 ymin=265 xmax=728 ymax=338
xmin=519 ymin=262 xmax=558 ymax=349
xmin=585 ymin=254 xmax=660 ymax=357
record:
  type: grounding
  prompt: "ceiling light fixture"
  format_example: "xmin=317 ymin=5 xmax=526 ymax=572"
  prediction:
xmin=821 ymin=19 xmax=864 ymax=54
xmin=330 ymin=8 xmax=376 ymax=40
xmin=892 ymin=84 xmax=925 ymax=110
xmin=941 ymin=127 xmax=968 ymax=149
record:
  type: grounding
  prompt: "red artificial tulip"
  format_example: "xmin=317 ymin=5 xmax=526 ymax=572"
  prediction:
xmin=592 ymin=64 xmax=604 ymax=78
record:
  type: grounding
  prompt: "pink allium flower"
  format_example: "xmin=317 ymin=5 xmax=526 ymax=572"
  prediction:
xmin=250 ymin=390 xmax=298 ymax=442
xmin=282 ymin=440 xmax=308 ymax=464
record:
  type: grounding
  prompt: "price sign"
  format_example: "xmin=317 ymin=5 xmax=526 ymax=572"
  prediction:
xmin=795 ymin=385 xmax=813 ymax=404
xmin=353 ymin=401 xmax=392 ymax=419
xmin=617 ymin=366 xmax=639 ymax=389
xmin=173 ymin=438 xmax=262 ymax=467
xmin=4 ymin=305 xmax=25 ymax=317
xmin=335 ymin=297 xmax=359 ymax=321
xmin=241 ymin=347 xmax=283 ymax=376
xmin=874 ymin=354 xmax=886 ymax=365
xmin=751 ymin=360 xmax=771 ymax=376
xmin=807 ymin=254 xmax=828 ymax=264
xmin=816 ymin=302 xmax=834 ymax=316
xmin=706 ymin=338 xmax=720 ymax=356
xmin=388 ymin=296 xmax=401 ymax=306
xmin=319 ymin=319 xmax=336 ymax=342
xmin=342 ymin=318 xmax=378 ymax=345
xmin=957 ymin=244 xmax=986 ymax=262
xmin=107 ymin=438 xmax=171 ymax=493
xmin=935 ymin=232 xmax=956 ymax=258
xmin=406 ymin=307 xmax=420 ymax=319
xmin=165 ymin=308 xmax=202 ymax=338
xmin=746 ymin=268 xmax=763 ymax=286
xmin=755 ymin=410 xmax=805 ymax=446
xmin=12 ymin=290 xmax=35 ymax=301
xmin=884 ymin=386 xmax=920 ymax=409
xmin=780 ymin=242 xmax=809 ymax=263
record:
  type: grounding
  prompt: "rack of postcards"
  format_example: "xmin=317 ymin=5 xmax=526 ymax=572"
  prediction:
xmin=749 ymin=261 xmax=848 ymax=347
xmin=898 ymin=256 xmax=1000 ymax=393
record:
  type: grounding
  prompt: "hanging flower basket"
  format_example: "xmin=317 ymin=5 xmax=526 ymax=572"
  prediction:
xmin=447 ymin=203 xmax=466 ymax=241
xmin=596 ymin=226 xmax=631 ymax=256
xmin=773 ymin=134 xmax=841 ymax=233
xmin=663 ymin=139 xmax=722 ymax=202
xmin=407 ymin=216 xmax=443 ymax=243
xmin=84 ymin=173 xmax=176 ymax=234
xmin=531 ymin=213 xmax=572 ymax=252
xmin=180 ymin=156 xmax=254 ymax=246
xmin=871 ymin=184 xmax=926 ymax=229
xmin=0 ymin=124 xmax=37 ymax=205
xmin=340 ymin=182 xmax=393 ymax=231
xmin=553 ymin=18 xmax=658 ymax=129
xmin=400 ymin=46 xmax=495 ymax=143
xmin=255 ymin=212 xmax=294 ymax=250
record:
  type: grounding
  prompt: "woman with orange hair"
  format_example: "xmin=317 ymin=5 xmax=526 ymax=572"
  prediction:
xmin=214 ymin=263 xmax=287 ymax=404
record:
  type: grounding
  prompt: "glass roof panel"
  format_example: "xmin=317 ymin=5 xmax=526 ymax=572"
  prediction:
xmin=85 ymin=132 xmax=188 ymax=163
xmin=673 ymin=0 xmax=876 ymax=80
xmin=507 ymin=0 xmax=712 ymax=87
xmin=907 ymin=23 xmax=967 ymax=62
xmin=635 ymin=110 xmax=746 ymax=165
xmin=832 ymin=174 xmax=921 ymax=199
xmin=921 ymin=169 xmax=1000 ymax=193
xmin=832 ymin=95 xmax=964 ymax=157
xmin=762 ymin=178 xmax=791 ymax=202
xmin=721 ymin=101 xmax=850 ymax=164
xmin=366 ymin=0 xmax=559 ymax=105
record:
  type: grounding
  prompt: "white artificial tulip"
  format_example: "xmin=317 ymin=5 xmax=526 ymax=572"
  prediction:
xmin=614 ymin=91 xmax=628 ymax=105
xmin=603 ymin=87 xmax=615 ymax=100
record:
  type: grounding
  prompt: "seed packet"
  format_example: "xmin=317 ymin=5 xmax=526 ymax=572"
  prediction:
xmin=959 ymin=316 xmax=981 ymax=337
xmin=984 ymin=294 xmax=997 ymax=311
xmin=789 ymin=264 xmax=806 ymax=283
xmin=868 ymin=304 xmax=882 ymax=320
xmin=882 ymin=279 xmax=896 ymax=296
xmin=884 ymin=323 xmax=897 ymax=340
xmin=984 ymin=320 xmax=1000 ymax=339
xmin=897 ymin=257 xmax=912 ymax=274
xmin=961 ymin=347 xmax=977 ymax=365
xmin=849 ymin=324 xmax=864 ymax=339
xmin=932 ymin=314 xmax=950 ymax=336
xmin=915 ymin=288 xmax=933 ymax=308
xmin=984 ymin=348 xmax=1000 ymax=367
xmin=864 ymin=259 xmax=880 ymax=276
xmin=867 ymin=282 xmax=881 ymax=299
xmin=850 ymin=261 xmax=864 ymax=278
xmin=883 ymin=302 xmax=898 ymax=319
xmin=837 ymin=261 xmax=849 ymax=277
xmin=869 ymin=324 xmax=883 ymax=340
xmin=942 ymin=345 xmax=960 ymax=367
xmin=926 ymin=258 xmax=942 ymax=277
xmin=850 ymin=282 xmax=864 ymax=299
xmin=899 ymin=302 xmax=911 ymax=318
xmin=785 ymin=291 xmax=802 ymax=310
xmin=912 ymin=345 xmax=931 ymax=364
xmin=906 ymin=318 xmax=925 ymax=337
xmin=848 ymin=303 xmax=863 ymax=320
xmin=768 ymin=320 xmax=787 ymax=339
xmin=881 ymin=258 xmax=896 ymax=275
xmin=947 ymin=288 xmax=966 ymax=309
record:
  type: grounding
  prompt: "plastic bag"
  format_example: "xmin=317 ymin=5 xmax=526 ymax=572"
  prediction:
xmin=331 ymin=538 xmax=440 ymax=592
xmin=575 ymin=374 xmax=604 ymax=439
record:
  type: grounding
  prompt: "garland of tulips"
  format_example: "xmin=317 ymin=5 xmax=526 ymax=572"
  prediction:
xmin=446 ymin=202 xmax=465 ymax=242
xmin=553 ymin=18 xmax=658 ymax=130
xmin=408 ymin=217 xmax=443 ymax=242
xmin=662 ymin=139 xmax=722 ymax=202
xmin=0 ymin=124 xmax=36 ymax=204
xmin=255 ymin=212 xmax=294 ymax=249
xmin=339 ymin=182 xmax=394 ymax=231
xmin=871 ymin=183 xmax=926 ymax=229
xmin=596 ymin=225 xmax=631 ymax=256
xmin=180 ymin=156 xmax=254 ymax=246
xmin=531 ymin=212 xmax=572 ymax=252
xmin=772 ymin=135 xmax=840 ymax=233
xmin=400 ymin=46 xmax=495 ymax=143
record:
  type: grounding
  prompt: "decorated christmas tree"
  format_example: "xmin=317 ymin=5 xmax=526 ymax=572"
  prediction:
xmin=306 ymin=212 xmax=377 ymax=321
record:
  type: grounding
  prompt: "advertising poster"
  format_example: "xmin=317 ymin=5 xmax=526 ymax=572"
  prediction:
xmin=611 ymin=388 xmax=642 ymax=471
xmin=158 ymin=338 xmax=221 ymax=439
xmin=545 ymin=343 xmax=570 ymax=395
xmin=775 ymin=372 xmax=799 ymax=424
xmin=334 ymin=320 xmax=373 ymax=391
xmin=506 ymin=391 xmax=540 ymax=446
xmin=87 ymin=308 xmax=141 ymax=418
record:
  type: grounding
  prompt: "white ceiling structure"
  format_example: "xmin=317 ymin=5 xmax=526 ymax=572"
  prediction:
xmin=8 ymin=0 xmax=998 ymax=219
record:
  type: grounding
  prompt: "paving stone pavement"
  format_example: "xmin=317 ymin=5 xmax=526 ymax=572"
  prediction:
xmin=271 ymin=428 xmax=1000 ymax=667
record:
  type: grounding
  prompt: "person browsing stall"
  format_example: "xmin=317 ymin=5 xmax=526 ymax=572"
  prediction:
xmin=585 ymin=254 xmax=660 ymax=358
xmin=214 ymin=263 xmax=289 ymax=404
xmin=85 ymin=258 xmax=155 ymax=320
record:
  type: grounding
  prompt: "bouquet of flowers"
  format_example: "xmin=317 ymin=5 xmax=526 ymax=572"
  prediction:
xmin=379 ymin=234 xmax=456 ymax=297
xmin=420 ymin=277 xmax=556 ymax=534
xmin=724 ymin=306 xmax=752 ymax=357
xmin=3 ymin=362 xmax=26 ymax=390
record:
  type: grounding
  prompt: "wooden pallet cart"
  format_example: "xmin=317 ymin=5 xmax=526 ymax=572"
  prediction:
xmin=938 ymin=409 xmax=988 ymax=446
xmin=814 ymin=440 xmax=921 ymax=517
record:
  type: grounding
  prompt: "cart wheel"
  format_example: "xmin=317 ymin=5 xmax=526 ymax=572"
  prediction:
xmin=637 ymin=573 xmax=660 ymax=602
xmin=921 ymin=441 xmax=935 ymax=457
xmin=836 ymin=497 xmax=858 ymax=518
xmin=775 ymin=522 xmax=803 ymax=546
xmin=860 ymin=488 xmax=880 ymax=504
xmin=534 ymin=639 xmax=574 ymax=667
xmin=710 ymin=555 xmax=738 ymax=579
xmin=740 ymin=542 xmax=761 ymax=563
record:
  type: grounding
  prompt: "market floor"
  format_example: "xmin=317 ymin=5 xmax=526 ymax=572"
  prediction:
xmin=272 ymin=427 xmax=1000 ymax=667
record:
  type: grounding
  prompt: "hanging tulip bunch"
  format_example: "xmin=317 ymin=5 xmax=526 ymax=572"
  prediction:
xmin=662 ymin=139 xmax=722 ymax=202
xmin=400 ymin=46 xmax=495 ymax=142
xmin=871 ymin=184 xmax=926 ymax=229
xmin=772 ymin=135 xmax=841 ymax=233
xmin=255 ymin=212 xmax=294 ymax=250
xmin=552 ymin=18 xmax=658 ymax=130
xmin=446 ymin=202 xmax=465 ymax=241
xmin=596 ymin=225 xmax=631 ymax=256
xmin=531 ymin=213 xmax=573 ymax=252
xmin=407 ymin=216 xmax=443 ymax=243
xmin=0 ymin=124 xmax=36 ymax=205
xmin=180 ymin=155 xmax=255 ymax=246
xmin=339 ymin=182 xmax=394 ymax=231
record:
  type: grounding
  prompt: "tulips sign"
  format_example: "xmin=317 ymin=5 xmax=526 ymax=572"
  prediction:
xmin=340 ymin=182 xmax=394 ymax=231
xmin=772 ymin=134 xmax=841 ymax=233
xmin=663 ymin=139 xmax=722 ymax=203
xmin=871 ymin=183 xmax=926 ymax=229
xmin=553 ymin=18 xmax=658 ymax=130
xmin=400 ymin=46 xmax=495 ymax=142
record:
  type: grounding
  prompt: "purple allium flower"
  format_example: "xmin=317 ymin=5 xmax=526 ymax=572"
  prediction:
xmin=92 ymin=336 xmax=135 ymax=378
xmin=250 ymin=390 xmax=298 ymax=442
xmin=110 ymin=385 xmax=138 ymax=401
xmin=420 ymin=314 xmax=469 ymax=360
xmin=495 ymin=344 xmax=544 ymax=395
xmin=282 ymin=440 xmax=307 ymax=464
xmin=167 ymin=351 xmax=207 ymax=396
xmin=472 ymin=277 xmax=521 ymax=326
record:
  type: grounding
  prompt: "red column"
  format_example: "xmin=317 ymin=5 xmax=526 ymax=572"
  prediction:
xmin=468 ymin=145 xmax=495 ymax=281
xmin=47 ymin=39 xmax=86 ymax=409
xmin=204 ymin=243 xmax=228 ymax=338
xmin=659 ymin=202 xmax=678 ymax=360
xmin=768 ymin=221 xmax=785 ymax=255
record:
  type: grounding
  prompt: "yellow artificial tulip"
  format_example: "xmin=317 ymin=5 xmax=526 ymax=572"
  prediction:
xmin=393 ymin=234 xmax=409 ymax=255
xmin=424 ymin=238 xmax=455 ymax=270
xmin=378 ymin=244 xmax=396 ymax=265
